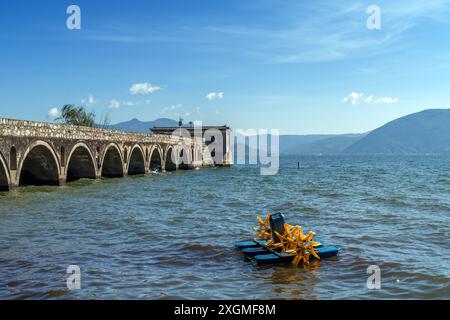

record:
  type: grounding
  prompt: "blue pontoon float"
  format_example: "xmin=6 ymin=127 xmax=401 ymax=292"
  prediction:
xmin=235 ymin=213 xmax=341 ymax=266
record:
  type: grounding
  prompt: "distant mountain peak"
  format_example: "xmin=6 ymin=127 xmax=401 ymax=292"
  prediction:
xmin=108 ymin=118 xmax=178 ymax=133
xmin=344 ymin=108 xmax=450 ymax=154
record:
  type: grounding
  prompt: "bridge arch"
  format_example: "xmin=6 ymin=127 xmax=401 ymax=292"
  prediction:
xmin=101 ymin=143 xmax=124 ymax=178
xmin=0 ymin=152 xmax=10 ymax=191
xmin=164 ymin=147 xmax=177 ymax=172
xmin=66 ymin=143 xmax=97 ymax=182
xmin=178 ymin=145 xmax=192 ymax=170
xmin=127 ymin=144 xmax=145 ymax=175
xmin=149 ymin=146 xmax=163 ymax=172
xmin=18 ymin=140 xmax=61 ymax=186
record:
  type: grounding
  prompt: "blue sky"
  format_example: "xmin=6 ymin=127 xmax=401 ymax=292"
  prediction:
xmin=1 ymin=0 xmax=450 ymax=134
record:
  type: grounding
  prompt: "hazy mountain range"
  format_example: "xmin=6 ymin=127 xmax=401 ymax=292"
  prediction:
xmin=109 ymin=109 xmax=450 ymax=154
xmin=279 ymin=134 xmax=366 ymax=155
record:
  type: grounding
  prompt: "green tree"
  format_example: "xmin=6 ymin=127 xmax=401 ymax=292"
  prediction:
xmin=56 ymin=104 xmax=96 ymax=127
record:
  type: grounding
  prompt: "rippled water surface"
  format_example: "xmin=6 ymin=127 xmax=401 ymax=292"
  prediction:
xmin=1 ymin=155 xmax=449 ymax=299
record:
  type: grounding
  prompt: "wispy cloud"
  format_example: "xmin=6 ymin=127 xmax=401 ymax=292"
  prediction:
xmin=355 ymin=67 xmax=379 ymax=74
xmin=47 ymin=107 xmax=61 ymax=120
xmin=79 ymin=1 xmax=450 ymax=64
xmin=81 ymin=94 xmax=97 ymax=106
xmin=205 ymin=1 xmax=450 ymax=63
xmin=161 ymin=103 xmax=183 ymax=114
xmin=109 ymin=98 xmax=120 ymax=109
xmin=366 ymin=96 xmax=402 ymax=104
xmin=159 ymin=104 xmax=192 ymax=119
xmin=108 ymin=99 xmax=137 ymax=109
xmin=343 ymin=92 xmax=402 ymax=105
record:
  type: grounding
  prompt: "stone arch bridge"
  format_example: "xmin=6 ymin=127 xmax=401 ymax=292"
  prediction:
xmin=0 ymin=118 xmax=225 ymax=191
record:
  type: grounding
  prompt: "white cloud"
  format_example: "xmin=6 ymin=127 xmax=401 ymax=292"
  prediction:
xmin=125 ymin=101 xmax=135 ymax=106
xmin=109 ymin=98 xmax=120 ymax=109
xmin=161 ymin=103 xmax=182 ymax=114
xmin=365 ymin=95 xmax=402 ymax=104
xmin=364 ymin=95 xmax=374 ymax=104
xmin=87 ymin=94 xmax=97 ymax=105
xmin=206 ymin=92 xmax=224 ymax=101
xmin=47 ymin=107 xmax=61 ymax=120
xmin=81 ymin=94 xmax=97 ymax=106
xmin=130 ymin=82 xmax=161 ymax=95
xmin=145 ymin=99 xmax=151 ymax=104
xmin=344 ymin=93 xmax=402 ymax=105
xmin=342 ymin=92 xmax=364 ymax=105
xmin=373 ymin=96 xmax=402 ymax=104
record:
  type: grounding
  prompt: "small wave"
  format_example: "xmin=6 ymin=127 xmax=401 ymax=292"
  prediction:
xmin=302 ymin=188 xmax=318 ymax=193
xmin=225 ymin=199 xmax=245 ymax=208
xmin=44 ymin=290 xmax=66 ymax=299
xmin=203 ymin=193 xmax=218 ymax=200
xmin=321 ymin=191 xmax=346 ymax=198
xmin=415 ymin=202 xmax=450 ymax=213
xmin=296 ymin=206 xmax=320 ymax=213
xmin=5 ymin=280 xmax=23 ymax=287
xmin=182 ymin=243 xmax=214 ymax=250
xmin=368 ymin=195 xmax=411 ymax=207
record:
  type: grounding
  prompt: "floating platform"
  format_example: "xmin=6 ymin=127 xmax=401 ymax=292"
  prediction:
xmin=254 ymin=246 xmax=340 ymax=265
xmin=235 ymin=213 xmax=341 ymax=266
xmin=235 ymin=238 xmax=340 ymax=265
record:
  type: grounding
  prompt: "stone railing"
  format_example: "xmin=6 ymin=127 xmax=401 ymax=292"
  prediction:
xmin=0 ymin=117 xmax=190 ymax=145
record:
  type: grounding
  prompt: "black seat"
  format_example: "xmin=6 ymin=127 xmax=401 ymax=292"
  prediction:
xmin=269 ymin=213 xmax=286 ymax=243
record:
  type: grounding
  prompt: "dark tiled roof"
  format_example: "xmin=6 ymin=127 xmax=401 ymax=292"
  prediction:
xmin=152 ymin=126 xmax=230 ymax=130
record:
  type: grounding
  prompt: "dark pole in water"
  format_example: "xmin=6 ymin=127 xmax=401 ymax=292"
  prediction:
xmin=297 ymin=162 xmax=300 ymax=169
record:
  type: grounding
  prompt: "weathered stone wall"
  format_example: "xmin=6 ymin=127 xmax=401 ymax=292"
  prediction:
xmin=0 ymin=117 xmax=188 ymax=144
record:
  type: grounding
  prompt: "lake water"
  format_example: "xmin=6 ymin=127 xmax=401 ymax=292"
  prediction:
xmin=0 ymin=155 xmax=449 ymax=299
